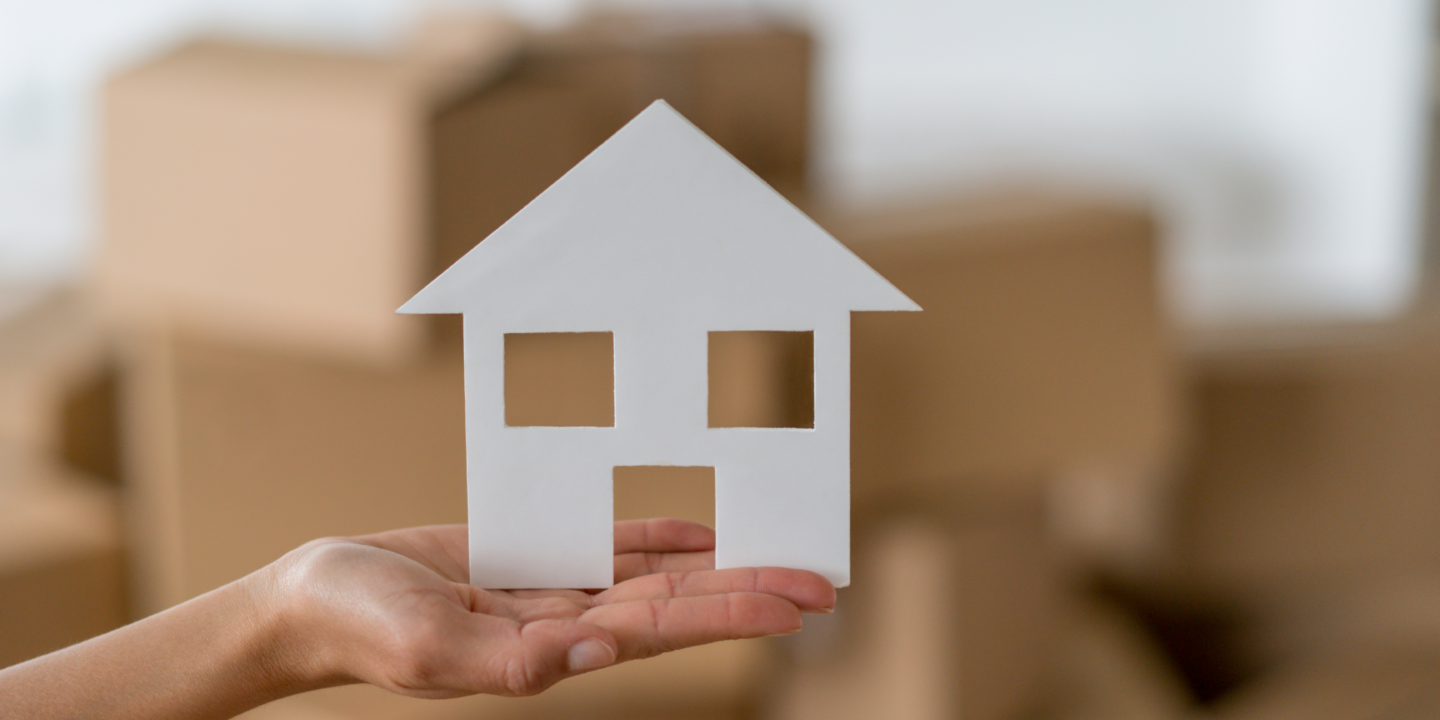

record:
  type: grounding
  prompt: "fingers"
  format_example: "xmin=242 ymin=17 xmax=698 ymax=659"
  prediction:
xmin=596 ymin=567 xmax=836 ymax=614
xmin=343 ymin=520 xmax=716 ymax=587
xmin=613 ymin=550 xmax=715 ymax=583
xmin=613 ymin=519 xmax=714 ymax=555
xmin=487 ymin=618 xmax=621 ymax=695
xmin=387 ymin=607 xmax=619 ymax=699
xmin=611 ymin=519 xmax=718 ymax=584
xmin=358 ymin=564 xmax=832 ymax=699
xmin=580 ymin=593 xmax=803 ymax=662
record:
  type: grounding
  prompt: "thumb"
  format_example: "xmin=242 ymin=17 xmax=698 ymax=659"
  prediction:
xmin=486 ymin=619 xmax=619 ymax=697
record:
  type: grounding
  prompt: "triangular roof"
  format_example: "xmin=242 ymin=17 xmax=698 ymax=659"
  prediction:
xmin=400 ymin=101 xmax=918 ymax=328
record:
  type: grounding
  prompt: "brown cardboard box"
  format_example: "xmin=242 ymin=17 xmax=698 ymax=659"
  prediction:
xmin=1182 ymin=347 xmax=1440 ymax=593
xmin=511 ymin=12 xmax=812 ymax=201
xmin=834 ymin=196 xmax=1179 ymax=513
xmin=101 ymin=13 xmax=812 ymax=369
xmin=1208 ymin=650 xmax=1440 ymax=720
xmin=426 ymin=76 xmax=606 ymax=286
xmin=0 ymin=290 xmax=118 ymax=482
xmin=0 ymin=446 xmax=126 ymax=668
xmin=1045 ymin=598 xmax=1195 ymax=720
xmin=1177 ymin=341 xmax=1440 ymax=666
xmin=772 ymin=512 xmax=1062 ymax=720
xmin=771 ymin=195 xmax=1176 ymax=720
xmin=99 ymin=20 xmax=530 ymax=367
xmin=117 ymin=327 xmax=468 ymax=614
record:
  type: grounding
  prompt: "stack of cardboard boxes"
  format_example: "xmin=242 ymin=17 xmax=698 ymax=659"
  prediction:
xmin=96 ymin=12 xmax=812 ymax=720
xmin=769 ymin=196 xmax=1179 ymax=720
xmin=1172 ymin=332 xmax=1440 ymax=717
xmin=0 ymin=10 xmax=1186 ymax=720
xmin=99 ymin=10 xmax=813 ymax=612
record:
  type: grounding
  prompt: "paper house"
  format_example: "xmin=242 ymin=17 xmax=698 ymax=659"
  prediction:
xmin=400 ymin=101 xmax=918 ymax=588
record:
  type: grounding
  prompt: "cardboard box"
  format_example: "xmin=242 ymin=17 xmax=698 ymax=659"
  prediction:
xmin=766 ymin=197 xmax=1177 ymax=720
xmin=1178 ymin=340 xmax=1440 ymax=666
xmin=99 ymin=20 xmax=531 ymax=367
xmin=426 ymin=75 xmax=607 ymax=285
xmin=831 ymin=196 xmax=1179 ymax=512
xmin=0 ymin=289 xmax=118 ymax=482
xmin=511 ymin=12 xmax=812 ymax=201
xmin=1209 ymin=650 xmax=1440 ymax=720
xmin=117 ymin=327 xmax=468 ymax=613
xmin=100 ymin=13 xmax=813 ymax=368
xmin=1183 ymin=347 xmax=1440 ymax=592
xmin=772 ymin=511 xmax=1062 ymax=720
xmin=0 ymin=446 xmax=126 ymax=668
xmin=1045 ymin=594 xmax=1195 ymax=720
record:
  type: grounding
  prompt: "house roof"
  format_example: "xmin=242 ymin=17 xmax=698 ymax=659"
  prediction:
xmin=399 ymin=101 xmax=918 ymax=327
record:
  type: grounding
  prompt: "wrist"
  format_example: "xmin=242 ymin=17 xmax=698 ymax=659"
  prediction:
xmin=0 ymin=542 xmax=354 ymax=720
xmin=231 ymin=552 xmax=350 ymax=703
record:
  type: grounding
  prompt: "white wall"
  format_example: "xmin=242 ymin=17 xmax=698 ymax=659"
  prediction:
xmin=0 ymin=0 xmax=1433 ymax=328
xmin=812 ymin=0 xmax=1434 ymax=327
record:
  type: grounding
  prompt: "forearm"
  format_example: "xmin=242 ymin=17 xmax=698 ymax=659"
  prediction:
xmin=0 ymin=569 xmax=326 ymax=720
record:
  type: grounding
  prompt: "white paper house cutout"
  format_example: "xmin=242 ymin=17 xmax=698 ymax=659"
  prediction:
xmin=400 ymin=101 xmax=919 ymax=589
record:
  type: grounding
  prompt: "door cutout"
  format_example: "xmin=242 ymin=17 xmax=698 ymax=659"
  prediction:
xmin=614 ymin=466 xmax=716 ymax=528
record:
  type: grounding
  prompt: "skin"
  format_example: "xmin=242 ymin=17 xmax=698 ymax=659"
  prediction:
xmin=0 ymin=518 xmax=836 ymax=720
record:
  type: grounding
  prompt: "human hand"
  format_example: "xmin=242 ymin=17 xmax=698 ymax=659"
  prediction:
xmin=256 ymin=519 xmax=836 ymax=699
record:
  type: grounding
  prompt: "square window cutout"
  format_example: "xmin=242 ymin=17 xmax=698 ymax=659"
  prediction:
xmin=708 ymin=331 xmax=813 ymax=428
xmin=505 ymin=332 xmax=613 ymax=427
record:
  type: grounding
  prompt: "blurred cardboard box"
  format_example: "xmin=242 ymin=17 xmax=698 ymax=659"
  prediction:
xmin=512 ymin=12 xmax=812 ymax=201
xmin=117 ymin=328 xmax=468 ymax=614
xmin=101 ymin=13 xmax=812 ymax=368
xmin=1042 ymin=594 xmax=1194 ymax=720
xmin=425 ymin=73 xmax=608 ymax=293
xmin=1208 ymin=649 xmax=1440 ymax=720
xmin=765 ymin=196 xmax=1177 ymax=720
xmin=773 ymin=511 xmax=1062 ymax=720
xmin=100 ymin=19 xmax=534 ymax=367
xmin=0 ymin=289 xmax=118 ymax=482
xmin=0 ymin=446 xmax=126 ymax=669
xmin=834 ymin=196 xmax=1179 ymax=514
xmin=1179 ymin=342 xmax=1440 ymax=665
xmin=1183 ymin=347 xmax=1440 ymax=591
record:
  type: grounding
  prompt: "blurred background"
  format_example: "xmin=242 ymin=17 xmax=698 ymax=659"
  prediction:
xmin=4 ymin=0 xmax=1440 ymax=718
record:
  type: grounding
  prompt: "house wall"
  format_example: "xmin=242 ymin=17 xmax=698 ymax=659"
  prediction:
xmin=462 ymin=312 xmax=853 ymax=588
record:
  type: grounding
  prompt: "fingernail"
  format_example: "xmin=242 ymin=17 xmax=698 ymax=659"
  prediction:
xmin=567 ymin=639 xmax=616 ymax=672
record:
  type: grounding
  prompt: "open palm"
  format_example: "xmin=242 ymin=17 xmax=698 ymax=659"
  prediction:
xmin=270 ymin=519 xmax=835 ymax=699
